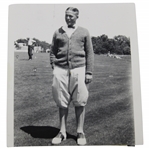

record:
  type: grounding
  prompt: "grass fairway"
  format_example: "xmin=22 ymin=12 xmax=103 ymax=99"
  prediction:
xmin=14 ymin=52 xmax=135 ymax=146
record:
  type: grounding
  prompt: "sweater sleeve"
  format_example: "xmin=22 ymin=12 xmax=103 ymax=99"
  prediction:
xmin=84 ymin=29 xmax=94 ymax=75
xmin=50 ymin=31 xmax=57 ymax=64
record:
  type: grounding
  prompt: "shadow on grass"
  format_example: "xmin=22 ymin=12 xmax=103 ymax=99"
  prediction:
xmin=85 ymin=96 xmax=135 ymax=145
xmin=86 ymin=96 xmax=132 ymax=122
xmin=20 ymin=126 xmax=77 ymax=141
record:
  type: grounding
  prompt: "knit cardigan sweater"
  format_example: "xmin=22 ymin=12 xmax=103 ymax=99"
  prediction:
xmin=50 ymin=26 xmax=94 ymax=75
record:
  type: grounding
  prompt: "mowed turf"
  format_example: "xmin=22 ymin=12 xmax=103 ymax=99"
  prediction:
xmin=14 ymin=52 xmax=135 ymax=146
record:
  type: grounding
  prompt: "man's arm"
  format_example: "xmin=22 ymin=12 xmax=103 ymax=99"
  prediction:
xmin=84 ymin=29 xmax=94 ymax=83
xmin=32 ymin=40 xmax=36 ymax=43
xmin=50 ymin=31 xmax=57 ymax=69
xmin=32 ymin=40 xmax=36 ymax=46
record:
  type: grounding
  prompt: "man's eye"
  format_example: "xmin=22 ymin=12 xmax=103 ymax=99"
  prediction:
xmin=68 ymin=16 xmax=72 ymax=18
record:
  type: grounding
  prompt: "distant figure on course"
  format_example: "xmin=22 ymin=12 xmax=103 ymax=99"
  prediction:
xmin=27 ymin=38 xmax=36 ymax=60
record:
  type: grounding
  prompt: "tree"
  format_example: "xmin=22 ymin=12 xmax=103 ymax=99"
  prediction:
xmin=123 ymin=46 xmax=131 ymax=55
xmin=91 ymin=35 xmax=131 ymax=55
xmin=114 ymin=35 xmax=131 ymax=55
xmin=14 ymin=41 xmax=21 ymax=50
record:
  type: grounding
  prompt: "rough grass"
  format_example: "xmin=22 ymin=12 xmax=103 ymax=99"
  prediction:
xmin=14 ymin=52 xmax=135 ymax=146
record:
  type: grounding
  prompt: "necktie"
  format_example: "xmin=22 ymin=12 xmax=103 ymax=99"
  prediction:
xmin=68 ymin=25 xmax=75 ymax=29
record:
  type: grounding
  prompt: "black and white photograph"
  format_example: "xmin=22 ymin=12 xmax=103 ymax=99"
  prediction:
xmin=7 ymin=3 xmax=143 ymax=146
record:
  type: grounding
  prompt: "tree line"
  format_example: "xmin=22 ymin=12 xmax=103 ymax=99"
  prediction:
xmin=15 ymin=34 xmax=131 ymax=55
xmin=15 ymin=38 xmax=51 ymax=52
xmin=92 ymin=34 xmax=131 ymax=55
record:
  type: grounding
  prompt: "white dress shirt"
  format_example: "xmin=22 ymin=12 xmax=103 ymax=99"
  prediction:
xmin=62 ymin=24 xmax=78 ymax=38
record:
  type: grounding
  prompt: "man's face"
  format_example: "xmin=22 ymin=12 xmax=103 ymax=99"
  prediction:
xmin=65 ymin=13 xmax=78 ymax=27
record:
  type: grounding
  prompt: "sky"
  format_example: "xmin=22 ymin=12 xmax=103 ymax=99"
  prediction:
xmin=9 ymin=4 xmax=136 ymax=45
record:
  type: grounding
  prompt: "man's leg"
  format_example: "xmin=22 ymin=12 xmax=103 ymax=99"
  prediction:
xmin=75 ymin=106 xmax=85 ymax=134
xmin=75 ymin=106 xmax=87 ymax=145
xmin=52 ymin=68 xmax=70 ymax=144
xmin=70 ymin=67 xmax=88 ymax=145
xmin=59 ymin=107 xmax=68 ymax=133
xmin=30 ymin=47 xmax=33 ymax=59
xmin=28 ymin=46 xmax=31 ymax=59
xmin=51 ymin=107 xmax=68 ymax=145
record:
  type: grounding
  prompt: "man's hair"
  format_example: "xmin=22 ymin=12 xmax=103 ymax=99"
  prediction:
xmin=65 ymin=7 xmax=79 ymax=17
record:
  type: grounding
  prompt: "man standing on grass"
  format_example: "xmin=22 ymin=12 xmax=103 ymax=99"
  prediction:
xmin=50 ymin=7 xmax=94 ymax=145
xmin=27 ymin=38 xmax=36 ymax=60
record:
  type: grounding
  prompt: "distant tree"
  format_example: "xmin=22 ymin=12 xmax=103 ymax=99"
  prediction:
xmin=14 ymin=41 xmax=21 ymax=50
xmin=91 ymin=34 xmax=131 ymax=55
xmin=114 ymin=35 xmax=131 ymax=55
xmin=33 ymin=38 xmax=51 ymax=52
xmin=92 ymin=34 xmax=109 ymax=54
xmin=100 ymin=34 xmax=108 ymax=42
xmin=107 ymin=39 xmax=115 ymax=54
xmin=91 ymin=36 xmax=100 ymax=54
xmin=123 ymin=46 xmax=131 ymax=55
xmin=16 ymin=39 xmax=28 ymax=45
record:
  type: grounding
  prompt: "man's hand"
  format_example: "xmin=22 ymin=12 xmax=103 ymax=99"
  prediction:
xmin=85 ymin=74 xmax=93 ymax=84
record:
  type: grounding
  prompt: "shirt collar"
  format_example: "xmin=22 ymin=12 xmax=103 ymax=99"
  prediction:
xmin=63 ymin=23 xmax=78 ymax=31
